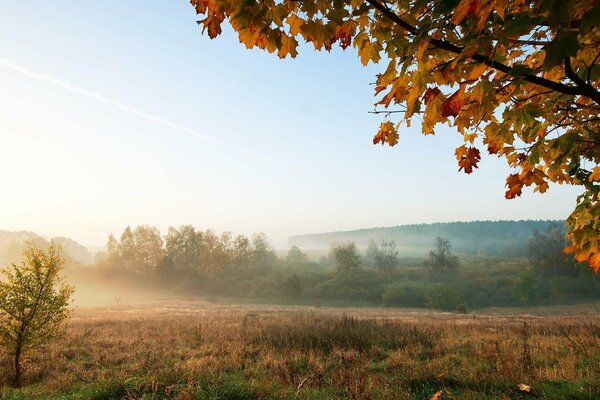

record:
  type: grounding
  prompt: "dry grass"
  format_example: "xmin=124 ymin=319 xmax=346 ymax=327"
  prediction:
xmin=1 ymin=300 xmax=600 ymax=399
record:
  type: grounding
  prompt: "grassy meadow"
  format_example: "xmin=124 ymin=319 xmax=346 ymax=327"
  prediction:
xmin=1 ymin=300 xmax=599 ymax=400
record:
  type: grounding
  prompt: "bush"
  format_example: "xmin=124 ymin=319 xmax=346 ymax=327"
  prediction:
xmin=513 ymin=269 xmax=539 ymax=305
xmin=312 ymin=269 xmax=384 ymax=304
xmin=382 ymin=282 xmax=426 ymax=307
xmin=425 ymin=284 xmax=461 ymax=311
xmin=279 ymin=274 xmax=302 ymax=301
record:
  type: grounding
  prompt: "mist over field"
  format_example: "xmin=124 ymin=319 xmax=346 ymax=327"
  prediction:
xmin=1 ymin=220 xmax=600 ymax=399
xmin=1 ymin=220 xmax=599 ymax=311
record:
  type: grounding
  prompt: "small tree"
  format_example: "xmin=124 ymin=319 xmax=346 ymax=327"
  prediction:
xmin=513 ymin=269 xmax=539 ymax=306
xmin=280 ymin=273 xmax=303 ymax=301
xmin=426 ymin=237 xmax=459 ymax=278
xmin=425 ymin=284 xmax=461 ymax=311
xmin=528 ymin=224 xmax=577 ymax=277
xmin=331 ymin=242 xmax=361 ymax=276
xmin=0 ymin=243 xmax=74 ymax=387
xmin=285 ymin=245 xmax=308 ymax=267
xmin=373 ymin=240 xmax=400 ymax=279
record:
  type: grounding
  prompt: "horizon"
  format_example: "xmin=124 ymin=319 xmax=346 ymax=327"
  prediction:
xmin=1 ymin=217 xmax=565 ymax=252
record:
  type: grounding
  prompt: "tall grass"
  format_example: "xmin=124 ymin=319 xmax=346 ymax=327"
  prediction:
xmin=0 ymin=302 xmax=599 ymax=399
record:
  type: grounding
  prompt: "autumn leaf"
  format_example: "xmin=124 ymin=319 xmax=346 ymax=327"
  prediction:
xmin=334 ymin=23 xmax=355 ymax=50
xmin=430 ymin=389 xmax=444 ymax=400
xmin=456 ymin=145 xmax=481 ymax=174
xmin=277 ymin=34 xmax=298 ymax=59
xmin=423 ymin=87 xmax=442 ymax=105
xmin=518 ymin=383 xmax=532 ymax=393
xmin=505 ymin=174 xmax=523 ymax=199
xmin=441 ymin=85 xmax=465 ymax=118
xmin=373 ymin=121 xmax=399 ymax=146
xmin=589 ymin=166 xmax=600 ymax=182
xmin=588 ymin=253 xmax=600 ymax=273
xmin=451 ymin=0 xmax=481 ymax=25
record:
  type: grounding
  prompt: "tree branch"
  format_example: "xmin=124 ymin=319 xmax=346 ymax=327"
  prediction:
xmin=365 ymin=0 xmax=600 ymax=104
xmin=564 ymin=57 xmax=600 ymax=105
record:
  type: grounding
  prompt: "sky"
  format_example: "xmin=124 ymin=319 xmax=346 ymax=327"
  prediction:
xmin=0 ymin=1 xmax=582 ymax=249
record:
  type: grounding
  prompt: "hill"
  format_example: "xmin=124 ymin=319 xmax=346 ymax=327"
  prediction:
xmin=289 ymin=220 xmax=563 ymax=257
xmin=0 ymin=230 xmax=92 ymax=265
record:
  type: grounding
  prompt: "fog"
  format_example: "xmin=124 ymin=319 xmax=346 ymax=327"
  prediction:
xmin=3 ymin=220 xmax=598 ymax=312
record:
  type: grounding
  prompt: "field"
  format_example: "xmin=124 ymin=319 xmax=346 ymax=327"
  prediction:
xmin=1 ymin=299 xmax=600 ymax=400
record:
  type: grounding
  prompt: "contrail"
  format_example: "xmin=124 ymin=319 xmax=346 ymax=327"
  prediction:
xmin=0 ymin=57 xmax=302 ymax=173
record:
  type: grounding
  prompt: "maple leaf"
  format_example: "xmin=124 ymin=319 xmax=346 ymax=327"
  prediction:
xmin=373 ymin=121 xmax=399 ymax=146
xmin=589 ymin=166 xmax=600 ymax=182
xmin=588 ymin=253 xmax=600 ymax=273
xmin=505 ymin=174 xmax=523 ymax=199
xmin=441 ymin=85 xmax=465 ymax=118
xmin=335 ymin=23 xmax=354 ymax=50
xmin=277 ymin=34 xmax=298 ymax=59
xmin=456 ymin=146 xmax=481 ymax=174
xmin=423 ymin=87 xmax=442 ymax=105
xmin=451 ymin=0 xmax=481 ymax=25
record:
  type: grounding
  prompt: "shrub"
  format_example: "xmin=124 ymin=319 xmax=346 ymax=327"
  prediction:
xmin=382 ymin=282 xmax=426 ymax=307
xmin=513 ymin=269 xmax=539 ymax=305
xmin=425 ymin=284 xmax=461 ymax=311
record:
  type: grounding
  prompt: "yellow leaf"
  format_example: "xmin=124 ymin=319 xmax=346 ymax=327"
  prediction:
xmin=416 ymin=39 xmax=429 ymax=61
xmin=286 ymin=15 xmax=304 ymax=36
xmin=518 ymin=383 xmax=532 ymax=393
xmin=589 ymin=166 xmax=600 ymax=182
xmin=277 ymin=34 xmax=298 ymax=59
xmin=464 ymin=132 xmax=478 ymax=143
xmin=467 ymin=63 xmax=487 ymax=81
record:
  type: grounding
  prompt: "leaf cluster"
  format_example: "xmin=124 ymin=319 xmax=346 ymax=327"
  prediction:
xmin=191 ymin=0 xmax=600 ymax=271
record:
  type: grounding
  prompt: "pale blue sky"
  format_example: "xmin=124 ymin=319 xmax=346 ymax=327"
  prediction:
xmin=0 ymin=1 xmax=581 ymax=248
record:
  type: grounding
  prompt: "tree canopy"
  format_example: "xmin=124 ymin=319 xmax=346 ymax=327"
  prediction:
xmin=0 ymin=243 xmax=73 ymax=387
xmin=190 ymin=0 xmax=600 ymax=272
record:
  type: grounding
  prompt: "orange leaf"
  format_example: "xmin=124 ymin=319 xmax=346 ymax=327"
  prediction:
xmin=505 ymin=173 xmax=523 ymax=199
xmin=441 ymin=85 xmax=465 ymax=118
xmin=457 ymin=146 xmax=481 ymax=174
xmin=334 ymin=23 xmax=354 ymax=50
xmin=451 ymin=0 xmax=481 ymax=25
xmin=430 ymin=389 xmax=444 ymax=400
xmin=373 ymin=121 xmax=399 ymax=146
xmin=589 ymin=166 xmax=600 ymax=182
xmin=588 ymin=253 xmax=600 ymax=273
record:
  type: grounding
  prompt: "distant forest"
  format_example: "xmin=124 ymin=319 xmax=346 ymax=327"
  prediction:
xmin=289 ymin=220 xmax=563 ymax=257
xmin=1 ymin=221 xmax=598 ymax=310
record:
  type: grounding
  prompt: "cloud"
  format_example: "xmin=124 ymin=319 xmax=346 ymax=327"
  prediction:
xmin=0 ymin=57 xmax=301 ymax=173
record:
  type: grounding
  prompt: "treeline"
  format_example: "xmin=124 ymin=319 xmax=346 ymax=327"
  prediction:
xmin=289 ymin=220 xmax=562 ymax=257
xmin=93 ymin=225 xmax=278 ymax=290
xmin=81 ymin=223 xmax=600 ymax=310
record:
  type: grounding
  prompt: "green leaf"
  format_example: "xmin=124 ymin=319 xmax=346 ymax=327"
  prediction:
xmin=581 ymin=2 xmax=600 ymax=32
xmin=542 ymin=31 xmax=580 ymax=69
xmin=503 ymin=14 xmax=544 ymax=37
